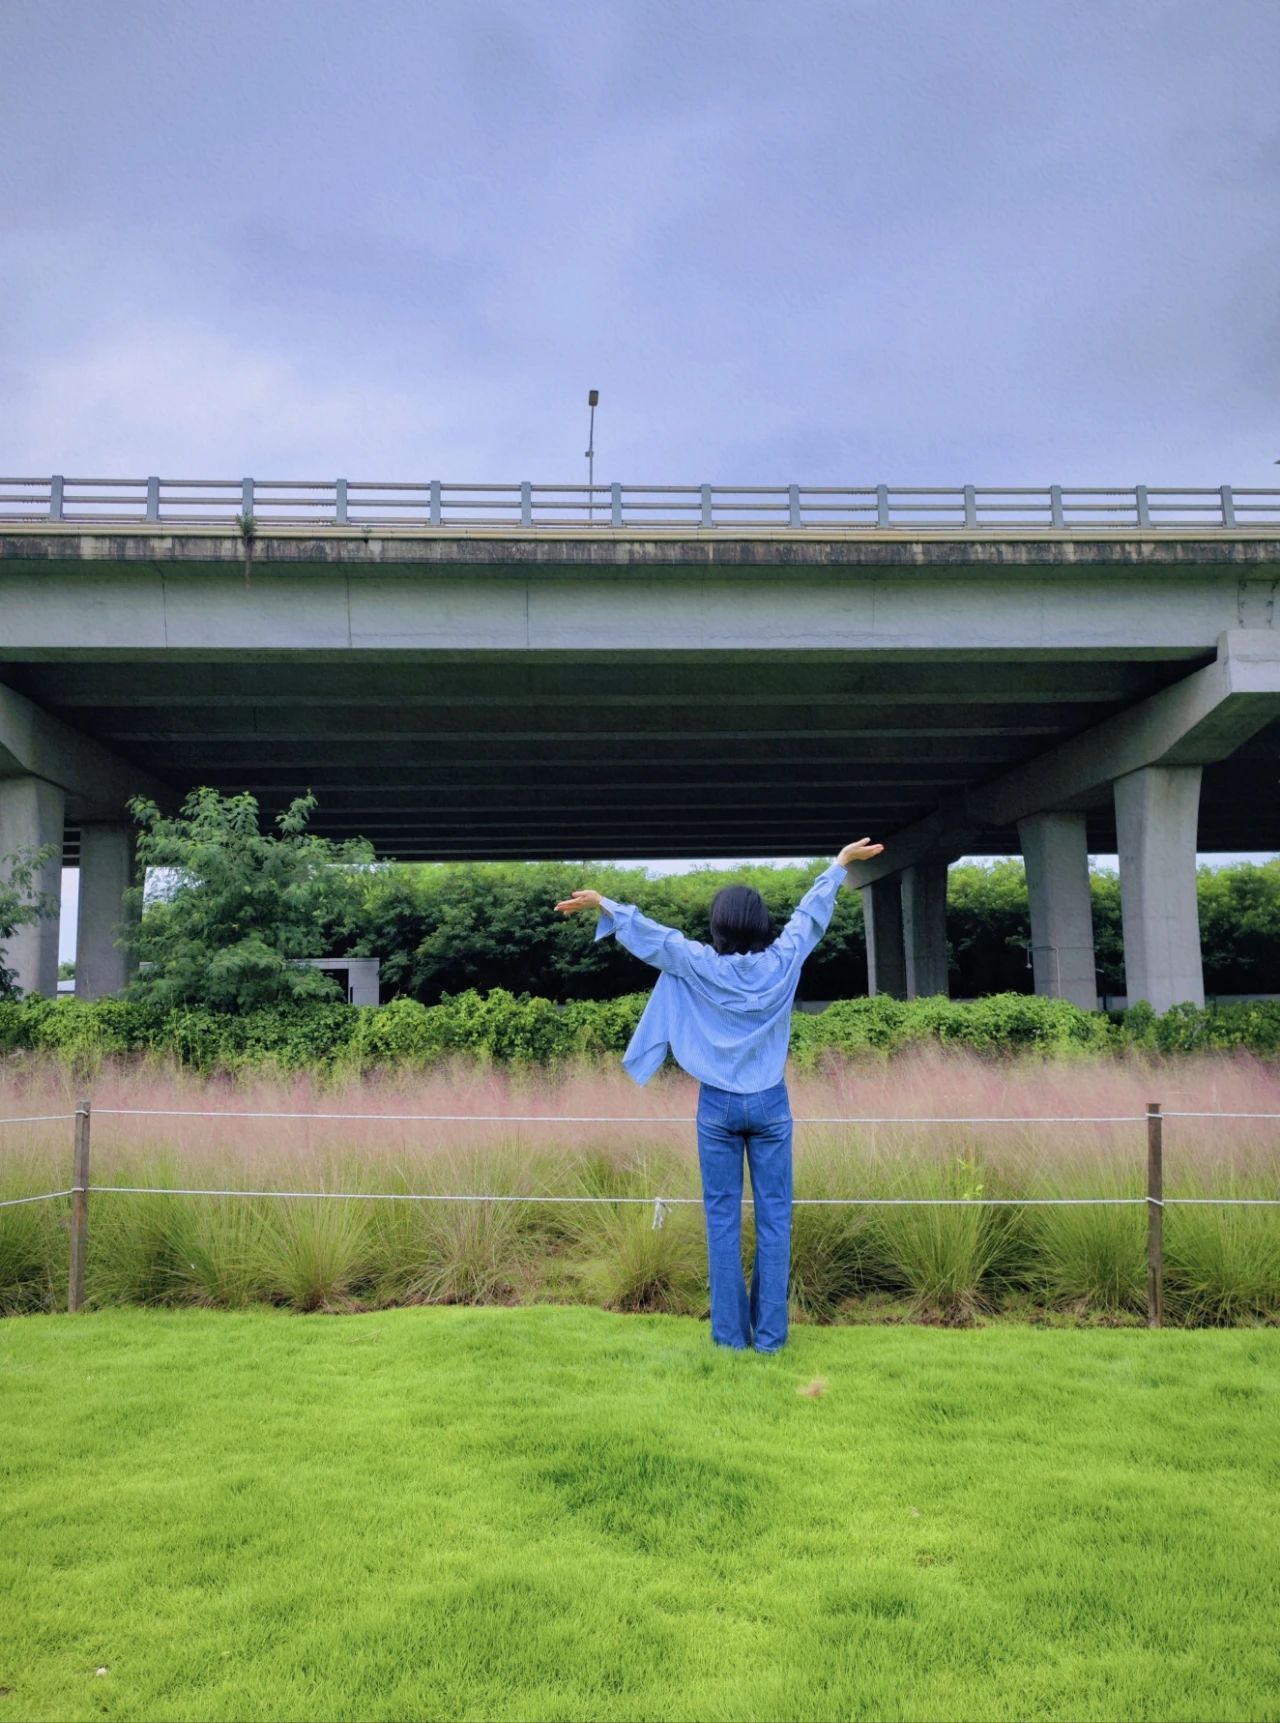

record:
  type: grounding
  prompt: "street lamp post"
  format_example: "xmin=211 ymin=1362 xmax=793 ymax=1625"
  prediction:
xmin=586 ymin=388 xmax=599 ymax=523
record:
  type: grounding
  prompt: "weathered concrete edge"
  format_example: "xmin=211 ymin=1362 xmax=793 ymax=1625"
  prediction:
xmin=3 ymin=527 xmax=1280 ymax=576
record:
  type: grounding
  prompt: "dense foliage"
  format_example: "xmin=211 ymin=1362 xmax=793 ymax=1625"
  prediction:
xmin=6 ymin=783 xmax=1277 ymax=1008
xmin=320 ymin=854 xmax=1280 ymax=1006
xmin=123 ymin=789 xmax=376 ymax=1011
xmin=325 ymin=857 xmax=869 ymax=1003
xmin=3 ymin=988 xmax=1279 ymax=1073
xmin=327 ymin=855 xmax=1280 ymax=1005
xmin=0 ymin=844 xmax=58 ymax=1001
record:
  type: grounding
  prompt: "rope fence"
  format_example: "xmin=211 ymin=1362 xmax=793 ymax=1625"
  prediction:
xmin=90 ymin=1108 xmax=1154 ymax=1124
xmin=80 ymin=1187 xmax=1172 ymax=1208
xmin=0 ymin=1114 xmax=84 ymax=1127
xmin=0 ymin=1189 xmax=76 ymax=1209
xmin=12 ymin=1108 xmax=1275 ymax=1123
xmin=2 ymin=1101 xmax=1277 ymax=1322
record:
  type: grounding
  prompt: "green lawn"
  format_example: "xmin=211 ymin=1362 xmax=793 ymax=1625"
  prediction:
xmin=2 ymin=1309 xmax=1279 ymax=1723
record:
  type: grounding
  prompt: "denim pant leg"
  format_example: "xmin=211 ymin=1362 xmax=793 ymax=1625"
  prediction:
xmin=745 ymin=1080 xmax=794 ymax=1352
xmin=695 ymin=1085 xmax=753 ymax=1349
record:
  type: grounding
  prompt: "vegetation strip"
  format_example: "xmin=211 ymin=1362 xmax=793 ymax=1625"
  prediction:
xmin=3 ymin=1053 xmax=1276 ymax=1324
xmin=8 ymin=989 xmax=1280 ymax=1074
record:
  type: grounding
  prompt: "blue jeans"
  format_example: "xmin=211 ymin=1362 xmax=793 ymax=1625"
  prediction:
xmin=695 ymin=1077 xmax=793 ymax=1352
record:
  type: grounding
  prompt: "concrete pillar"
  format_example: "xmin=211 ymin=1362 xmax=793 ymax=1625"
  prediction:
xmin=0 ymin=776 xmax=65 ymax=998
xmin=902 ymin=860 xmax=950 ymax=998
xmin=1113 ymin=764 xmax=1204 ymax=1013
xmin=1017 ymin=810 xmax=1098 ymax=1010
xmin=861 ymin=877 xmax=906 ymax=999
xmin=76 ymin=822 xmax=140 ymax=999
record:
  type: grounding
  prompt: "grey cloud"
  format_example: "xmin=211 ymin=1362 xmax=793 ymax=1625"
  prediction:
xmin=2 ymin=0 xmax=1277 ymax=484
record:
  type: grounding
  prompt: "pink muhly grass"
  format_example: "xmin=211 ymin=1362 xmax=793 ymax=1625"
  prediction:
xmin=1 ymin=1048 xmax=1276 ymax=1321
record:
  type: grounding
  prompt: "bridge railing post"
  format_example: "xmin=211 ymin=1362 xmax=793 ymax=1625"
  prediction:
xmin=429 ymin=480 xmax=442 ymax=526
xmin=145 ymin=476 xmax=160 ymax=522
xmin=1220 ymin=484 xmax=1237 ymax=528
xmin=520 ymin=481 xmax=533 ymax=527
xmin=49 ymin=475 xmax=64 ymax=522
xmin=1049 ymin=484 xmax=1064 ymax=528
xmin=1135 ymin=485 xmax=1150 ymax=528
xmin=788 ymin=484 xmax=801 ymax=528
xmin=241 ymin=477 xmax=254 ymax=517
xmin=876 ymin=484 xmax=890 ymax=527
xmin=611 ymin=482 xmax=623 ymax=528
xmin=700 ymin=484 xmax=713 ymax=528
xmin=335 ymin=479 xmax=348 ymax=525
xmin=963 ymin=484 xmax=977 ymax=527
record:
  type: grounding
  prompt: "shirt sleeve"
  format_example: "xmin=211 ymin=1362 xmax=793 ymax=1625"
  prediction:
xmin=593 ymin=898 xmax=709 ymax=978
xmin=770 ymin=860 xmax=848 ymax=968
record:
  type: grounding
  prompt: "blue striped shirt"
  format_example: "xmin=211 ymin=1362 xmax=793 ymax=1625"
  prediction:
xmin=593 ymin=859 xmax=848 ymax=1091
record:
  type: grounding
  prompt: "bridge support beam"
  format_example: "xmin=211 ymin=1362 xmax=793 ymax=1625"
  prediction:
xmin=0 ymin=683 xmax=168 ymax=822
xmin=850 ymin=632 xmax=1280 ymax=893
xmin=0 ymin=776 xmax=64 ymax=999
xmin=903 ymin=861 xmax=950 ymax=999
xmin=1017 ymin=811 xmax=1098 ymax=1010
xmin=1114 ymin=765 xmax=1205 ymax=1014
xmin=76 ymin=822 xmax=139 ymax=999
xmin=861 ymin=877 xmax=906 ymax=999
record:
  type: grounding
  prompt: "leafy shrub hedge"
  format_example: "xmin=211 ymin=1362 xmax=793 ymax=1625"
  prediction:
xmin=326 ymin=855 xmax=1280 ymax=1003
xmin=2 ymin=989 xmax=1279 ymax=1073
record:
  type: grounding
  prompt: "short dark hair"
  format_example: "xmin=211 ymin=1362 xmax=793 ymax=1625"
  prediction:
xmin=709 ymin=884 xmax=773 ymax=955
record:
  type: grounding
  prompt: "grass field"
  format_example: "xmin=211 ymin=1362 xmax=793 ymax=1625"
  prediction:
xmin=3 ymin=1307 xmax=1279 ymax=1722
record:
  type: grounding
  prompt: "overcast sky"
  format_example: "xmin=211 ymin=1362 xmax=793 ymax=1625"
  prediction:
xmin=4 ymin=1 xmax=1276 ymax=956
xmin=5 ymin=0 xmax=1278 ymax=484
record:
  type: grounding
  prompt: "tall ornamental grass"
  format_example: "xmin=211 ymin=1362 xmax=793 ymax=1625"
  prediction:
xmin=1 ymin=1049 xmax=1276 ymax=1324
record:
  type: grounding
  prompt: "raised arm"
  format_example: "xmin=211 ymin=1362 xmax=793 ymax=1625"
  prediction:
xmin=553 ymin=888 xmax=707 ymax=977
xmin=554 ymin=838 xmax=882 ymax=976
xmin=772 ymin=837 xmax=885 ymax=967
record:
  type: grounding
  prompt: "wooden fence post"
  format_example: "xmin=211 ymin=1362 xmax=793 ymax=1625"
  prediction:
xmin=68 ymin=1098 xmax=91 ymax=1313
xmin=1146 ymin=1100 xmax=1164 ymax=1328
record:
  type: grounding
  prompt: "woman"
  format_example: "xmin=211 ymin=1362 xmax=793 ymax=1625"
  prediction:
xmin=554 ymin=836 xmax=885 ymax=1354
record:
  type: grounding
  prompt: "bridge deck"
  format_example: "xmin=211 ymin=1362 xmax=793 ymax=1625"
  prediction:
xmin=2 ymin=524 xmax=1277 ymax=862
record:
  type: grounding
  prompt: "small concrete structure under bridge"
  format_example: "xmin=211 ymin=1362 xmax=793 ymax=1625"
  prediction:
xmin=2 ymin=476 xmax=1279 ymax=1015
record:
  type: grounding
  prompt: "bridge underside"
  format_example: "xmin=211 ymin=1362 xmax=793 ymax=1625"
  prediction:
xmin=0 ymin=650 xmax=1276 ymax=864
xmin=2 ymin=524 xmax=1279 ymax=1010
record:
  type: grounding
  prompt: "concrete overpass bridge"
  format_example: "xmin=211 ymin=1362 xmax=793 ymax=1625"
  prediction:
xmin=2 ymin=476 xmax=1278 ymax=1013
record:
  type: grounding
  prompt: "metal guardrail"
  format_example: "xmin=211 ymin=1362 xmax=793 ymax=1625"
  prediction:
xmin=1 ymin=478 xmax=1278 ymax=531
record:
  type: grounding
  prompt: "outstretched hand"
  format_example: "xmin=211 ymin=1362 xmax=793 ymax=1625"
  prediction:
xmin=554 ymin=889 xmax=604 ymax=915
xmin=837 ymin=837 xmax=885 ymax=867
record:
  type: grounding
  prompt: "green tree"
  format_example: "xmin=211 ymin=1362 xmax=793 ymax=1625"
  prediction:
xmin=319 ymin=852 xmax=1279 ymax=1007
xmin=947 ymin=859 xmax=1033 ymax=995
xmin=1197 ymin=858 xmax=1280 ymax=993
xmin=1089 ymin=870 xmax=1124 ymax=997
xmin=0 ymin=844 xmax=59 ymax=1000
xmin=336 ymin=856 xmax=868 ymax=1005
xmin=123 ymin=789 xmax=373 ymax=1012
